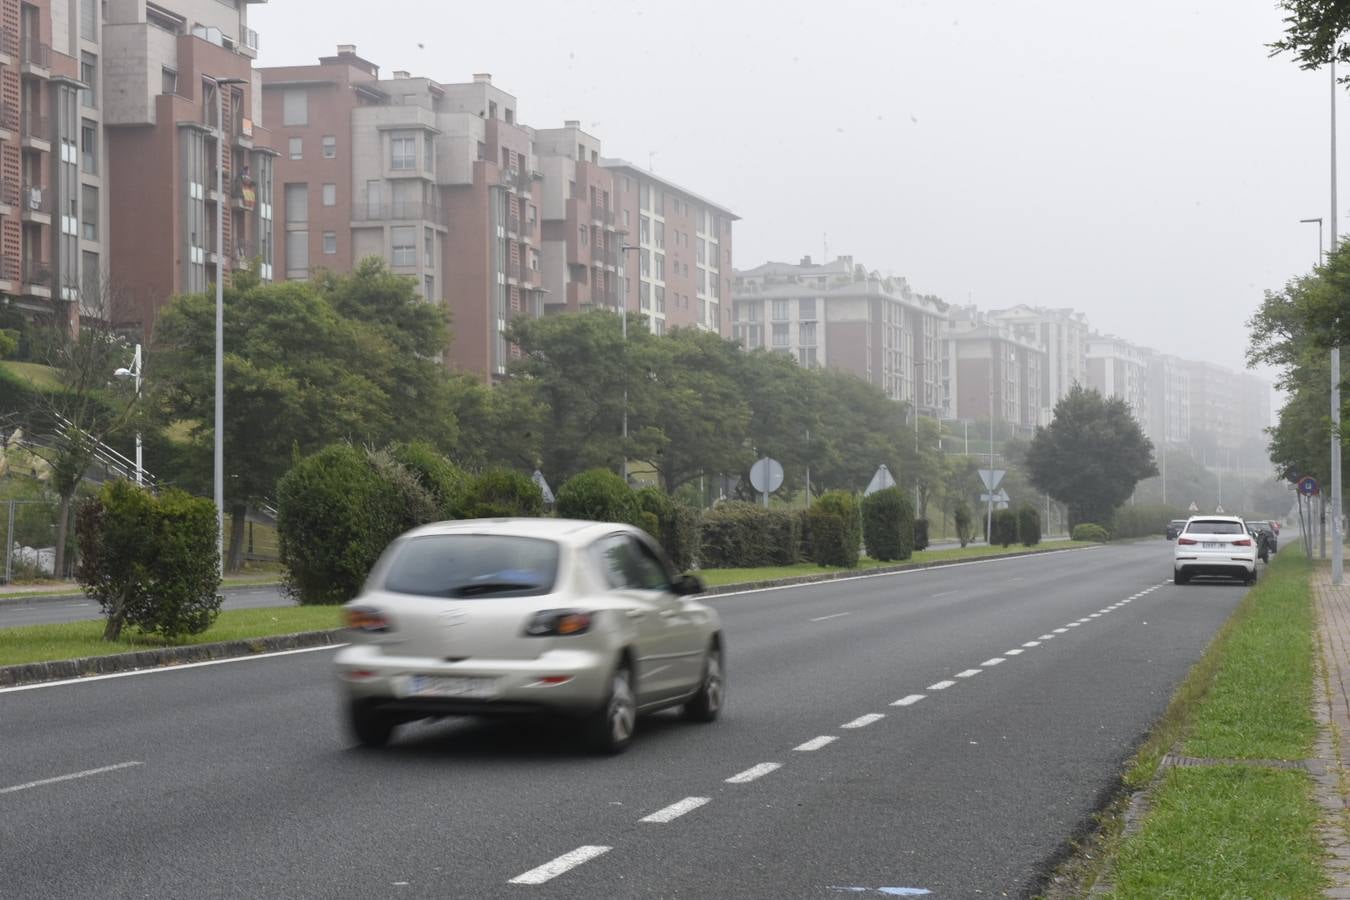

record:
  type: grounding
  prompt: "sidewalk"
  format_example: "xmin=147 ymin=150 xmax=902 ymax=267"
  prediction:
xmin=1311 ymin=565 xmax=1350 ymax=897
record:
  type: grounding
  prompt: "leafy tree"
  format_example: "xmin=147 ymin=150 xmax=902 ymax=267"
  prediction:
xmin=953 ymin=501 xmax=974 ymax=548
xmin=1025 ymin=385 xmax=1158 ymax=528
xmin=556 ymin=468 xmax=641 ymax=524
xmin=1270 ymin=1 xmax=1350 ymax=75
xmin=737 ymin=349 xmax=820 ymax=496
xmin=808 ymin=369 xmax=907 ymax=494
xmin=861 ymin=487 xmax=914 ymax=562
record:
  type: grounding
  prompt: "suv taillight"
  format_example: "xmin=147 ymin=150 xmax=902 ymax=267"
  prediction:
xmin=1177 ymin=537 xmax=1197 ymax=545
xmin=1233 ymin=538 xmax=1253 ymax=547
xmin=344 ymin=606 xmax=390 ymax=633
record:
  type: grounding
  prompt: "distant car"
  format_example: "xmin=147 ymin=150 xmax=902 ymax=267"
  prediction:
xmin=1174 ymin=516 xmax=1258 ymax=585
xmin=334 ymin=518 xmax=724 ymax=754
xmin=1247 ymin=522 xmax=1277 ymax=560
xmin=1165 ymin=519 xmax=1188 ymax=540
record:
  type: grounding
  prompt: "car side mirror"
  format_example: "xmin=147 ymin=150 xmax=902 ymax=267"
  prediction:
xmin=672 ymin=573 xmax=705 ymax=596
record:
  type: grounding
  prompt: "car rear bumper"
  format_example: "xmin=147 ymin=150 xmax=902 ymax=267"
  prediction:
xmin=1174 ymin=556 xmax=1256 ymax=578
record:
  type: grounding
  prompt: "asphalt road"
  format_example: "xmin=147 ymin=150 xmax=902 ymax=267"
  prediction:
xmin=0 ymin=583 xmax=293 ymax=627
xmin=0 ymin=539 xmax=1251 ymax=899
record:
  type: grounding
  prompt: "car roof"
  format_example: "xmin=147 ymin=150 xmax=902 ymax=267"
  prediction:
xmin=399 ymin=517 xmax=634 ymax=546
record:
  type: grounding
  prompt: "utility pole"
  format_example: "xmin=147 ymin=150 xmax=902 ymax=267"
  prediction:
xmin=1333 ymin=57 xmax=1344 ymax=582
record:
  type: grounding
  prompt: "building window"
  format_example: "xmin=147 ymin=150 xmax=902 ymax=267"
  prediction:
xmin=286 ymin=231 xmax=308 ymax=279
xmin=772 ymin=323 xmax=790 ymax=348
xmin=390 ymin=137 xmax=415 ymax=170
xmin=80 ymin=52 xmax=97 ymax=108
xmin=697 ymin=241 xmax=706 ymax=264
xmin=654 ymin=318 xmax=665 ymax=336
xmin=771 ymin=300 xmax=790 ymax=321
xmin=655 ymin=285 xmax=665 ymax=313
xmin=639 ymin=216 xmax=649 ymax=245
xmin=623 ymin=210 xmax=630 ymax=228
xmin=82 ymin=250 xmax=99 ymax=299
xmin=284 ymin=183 xmax=308 ymax=223
xmin=799 ymin=347 xmax=817 ymax=368
xmin=655 ymin=221 xmax=664 ymax=249
xmin=639 ymin=279 xmax=651 ymax=311
xmin=322 ymin=135 xmax=336 ymax=159
xmin=391 ymin=226 xmax=416 ymax=266
xmin=639 ymin=250 xmax=649 ymax=277
xmin=322 ymin=183 xmax=336 ymax=206
xmin=655 ymin=253 xmax=665 ymax=281
xmin=799 ymin=322 xmax=817 ymax=346
xmin=799 ymin=297 xmax=816 ymax=319
xmin=288 ymin=137 xmax=302 ymax=160
xmin=81 ymin=120 xmax=97 ymax=174
xmin=282 ymin=89 xmax=307 ymax=126
xmin=80 ymin=0 xmax=97 ymax=41
xmin=161 ymin=67 xmax=177 ymax=95
xmin=424 ymin=274 xmax=434 ymax=298
xmin=322 ymin=231 xmax=337 ymax=254
xmin=81 ymin=185 xmax=98 ymax=240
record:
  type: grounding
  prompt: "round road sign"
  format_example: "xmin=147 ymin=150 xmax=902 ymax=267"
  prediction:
xmin=749 ymin=457 xmax=784 ymax=494
xmin=1299 ymin=475 xmax=1321 ymax=497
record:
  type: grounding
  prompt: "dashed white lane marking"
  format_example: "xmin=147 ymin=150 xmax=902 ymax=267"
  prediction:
xmin=795 ymin=736 xmax=838 ymax=751
xmin=927 ymin=680 xmax=957 ymax=690
xmin=1005 ymin=649 xmax=1025 ymax=656
xmin=980 ymin=658 xmax=1006 ymax=667
xmin=1067 ymin=622 xmax=1082 ymax=627
xmin=1089 ymin=613 xmax=1102 ymax=618
xmin=1022 ymin=641 xmax=1041 ymax=647
xmin=508 ymin=846 xmax=612 ymax=884
xmin=1053 ymin=628 xmax=1068 ymax=633
xmin=892 ymin=694 xmax=927 ymax=706
xmin=955 ymin=669 xmax=982 ymax=678
xmin=1076 ymin=618 xmax=1091 ymax=623
xmin=0 ymin=760 xmax=143 ymax=795
xmin=842 ymin=713 xmax=886 ymax=729
xmin=1038 ymin=634 xmax=1055 ymax=640
xmin=810 ymin=612 xmax=852 ymax=622
xmin=932 ymin=590 xmax=958 ymax=598
xmin=640 ymin=797 xmax=710 ymax=823
xmin=725 ymin=762 xmax=782 ymax=784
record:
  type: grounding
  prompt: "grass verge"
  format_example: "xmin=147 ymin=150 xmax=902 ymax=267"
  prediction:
xmin=698 ymin=539 xmax=1089 ymax=587
xmin=1068 ymin=548 xmax=1326 ymax=898
xmin=0 ymin=606 xmax=340 ymax=666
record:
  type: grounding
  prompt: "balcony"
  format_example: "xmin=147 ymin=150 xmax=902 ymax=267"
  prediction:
xmin=21 ymin=257 xmax=52 ymax=294
xmin=20 ymin=112 xmax=49 ymax=150
xmin=506 ymin=214 xmax=520 ymax=235
xmin=20 ymin=37 xmax=49 ymax=77
xmin=499 ymin=167 xmax=531 ymax=194
xmin=20 ymin=183 xmax=50 ymax=223
xmin=593 ymin=207 xmax=616 ymax=228
xmin=240 ymin=25 xmax=259 ymax=57
xmin=351 ymin=201 xmax=449 ymax=227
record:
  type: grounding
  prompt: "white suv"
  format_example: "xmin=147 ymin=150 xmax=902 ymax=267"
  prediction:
xmin=1173 ymin=516 xmax=1258 ymax=585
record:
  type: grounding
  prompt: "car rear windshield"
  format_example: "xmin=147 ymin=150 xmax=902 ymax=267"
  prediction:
xmin=1184 ymin=520 xmax=1244 ymax=535
xmin=375 ymin=535 xmax=560 ymax=598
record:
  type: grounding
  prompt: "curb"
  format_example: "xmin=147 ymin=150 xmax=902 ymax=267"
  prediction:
xmin=1 ymin=543 xmax=1099 ymax=688
xmin=0 ymin=629 xmax=342 ymax=688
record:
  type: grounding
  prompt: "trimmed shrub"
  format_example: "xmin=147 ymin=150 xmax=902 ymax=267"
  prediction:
xmin=461 ymin=467 xmax=544 ymax=518
xmin=809 ymin=490 xmax=862 ymax=568
xmin=913 ymin=518 xmax=930 ymax=552
xmin=637 ymin=487 xmax=701 ymax=572
xmin=954 ymin=501 xmax=974 ymax=548
xmin=861 ymin=488 xmax=914 ymax=562
xmin=990 ymin=508 xmax=1019 ymax=547
xmin=76 ymin=480 xmax=221 ymax=641
xmin=699 ymin=501 xmax=800 ymax=569
xmin=1017 ymin=505 xmax=1042 ymax=547
xmin=1072 ymin=523 xmax=1110 ymax=543
xmin=556 ymin=468 xmax=641 ymax=524
xmin=391 ymin=441 xmax=470 ymax=519
xmin=1110 ymin=504 xmax=1186 ymax=540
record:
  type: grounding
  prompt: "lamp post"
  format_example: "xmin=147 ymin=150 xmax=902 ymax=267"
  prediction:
xmin=1300 ymin=217 xmax=1325 ymax=266
xmin=207 ymin=75 xmax=248 ymax=570
xmin=620 ymin=243 xmax=640 ymax=484
xmin=113 ymin=343 xmax=142 ymax=486
xmin=1331 ymin=57 xmax=1344 ymax=583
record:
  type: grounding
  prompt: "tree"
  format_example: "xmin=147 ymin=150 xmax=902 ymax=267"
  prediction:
xmin=1270 ymin=2 xmax=1350 ymax=75
xmin=1025 ymin=385 xmax=1158 ymax=528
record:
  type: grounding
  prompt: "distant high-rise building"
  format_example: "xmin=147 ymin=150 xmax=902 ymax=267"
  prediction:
xmin=1144 ymin=351 xmax=1190 ymax=447
xmin=943 ymin=305 xmax=1047 ymax=430
xmin=1086 ymin=335 xmax=1150 ymax=430
xmin=989 ymin=305 xmax=1089 ymax=409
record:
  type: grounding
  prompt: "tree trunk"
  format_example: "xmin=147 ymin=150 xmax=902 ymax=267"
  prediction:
xmin=226 ymin=502 xmax=247 ymax=574
xmin=53 ymin=492 xmax=71 ymax=580
xmin=102 ymin=585 xmax=129 ymax=641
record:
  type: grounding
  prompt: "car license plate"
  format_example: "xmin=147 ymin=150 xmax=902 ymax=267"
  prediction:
xmin=1203 ymin=542 xmax=1223 ymax=549
xmin=405 ymin=675 xmax=497 ymax=699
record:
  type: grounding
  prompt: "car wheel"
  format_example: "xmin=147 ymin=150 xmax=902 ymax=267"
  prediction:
xmin=588 ymin=663 xmax=636 ymax=755
xmin=1174 ymin=570 xmax=1189 ymax=585
xmin=1246 ymin=569 xmax=1258 ymax=586
xmin=348 ymin=699 xmax=396 ymax=749
xmin=684 ymin=642 xmax=724 ymax=723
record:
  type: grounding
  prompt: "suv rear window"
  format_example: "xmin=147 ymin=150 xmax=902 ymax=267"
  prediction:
xmin=372 ymin=535 xmax=560 ymax=598
xmin=1184 ymin=520 xmax=1244 ymax=535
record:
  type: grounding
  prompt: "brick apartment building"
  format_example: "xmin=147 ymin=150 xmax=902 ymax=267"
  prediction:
xmin=988 ymin=304 xmax=1089 ymax=410
xmin=1086 ymin=334 xmax=1150 ymax=431
xmin=942 ymin=305 xmax=1048 ymax=430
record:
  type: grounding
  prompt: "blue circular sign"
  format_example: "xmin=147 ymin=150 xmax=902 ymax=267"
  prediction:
xmin=1299 ymin=476 xmax=1321 ymax=497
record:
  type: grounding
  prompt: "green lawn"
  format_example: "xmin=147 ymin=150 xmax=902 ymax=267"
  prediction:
xmin=698 ymin=539 xmax=1088 ymax=587
xmin=0 ymin=606 xmax=340 ymax=666
xmin=0 ymin=360 xmax=61 ymax=391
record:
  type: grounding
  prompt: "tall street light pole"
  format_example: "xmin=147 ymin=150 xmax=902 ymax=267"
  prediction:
xmin=113 ymin=343 xmax=142 ymax=486
xmin=1300 ymin=217 xmax=1324 ymax=266
xmin=1332 ymin=57 xmax=1344 ymax=583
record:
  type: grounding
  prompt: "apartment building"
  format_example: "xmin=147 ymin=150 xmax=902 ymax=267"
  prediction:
xmin=732 ymin=255 xmax=947 ymax=415
xmin=105 ymin=0 xmax=274 ymax=335
xmin=1086 ymin=335 xmax=1150 ymax=430
xmin=533 ymin=121 xmax=622 ymax=315
xmin=942 ymin=305 xmax=1047 ymax=430
xmin=989 ymin=305 xmax=1089 ymax=408
xmin=605 ymin=158 xmax=736 ymax=336
xmin=1144 ymin=350 xmax=1190 ymax=447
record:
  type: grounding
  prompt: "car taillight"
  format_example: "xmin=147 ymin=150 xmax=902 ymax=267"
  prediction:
xmin=1178 ymin=537 xmax=1197 ymax=545
xmin=344 ymin=606 xmax=390 ymax=633
xmin=524 ymin=609 xmax=593 ymax=637
xmin=1233 ymin=538 xmax=1252 ymax=547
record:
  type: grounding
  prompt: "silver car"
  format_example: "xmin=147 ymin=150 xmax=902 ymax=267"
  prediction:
xmin=334 ymin=518 xmax=724 ymax=753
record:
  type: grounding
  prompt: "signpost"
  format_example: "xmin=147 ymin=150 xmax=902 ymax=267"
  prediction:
xmin=1300 ymin=475 xmax=1321 ymax=497
xmin=978 ymin=469 xmax=1005 ymax=544
xmin=749 ymin=457 xmax=785 ymax=508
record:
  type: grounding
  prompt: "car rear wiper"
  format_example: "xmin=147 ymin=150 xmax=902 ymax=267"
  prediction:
xmin=449 ymin=581 xmax=541 ymax=597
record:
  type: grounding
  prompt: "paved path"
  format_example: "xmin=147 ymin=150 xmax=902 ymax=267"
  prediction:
xmin=1312 ymin=565 xmax=1350 ymax=898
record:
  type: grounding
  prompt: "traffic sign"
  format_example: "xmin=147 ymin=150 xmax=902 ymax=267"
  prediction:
xmin=864 ymin=464 xmax=896 ymax=497
xmin=1299 ymin=475 xmax=1321 ymax=497
xmin=980 ymin=489 xmax=1010 ymax=504
xmin=1187 ymin=501 xmax=1198 ymax=512
xmin=749 ymin=457 xmax=785 ymax=494
xmin=978 ymin=469 xmax=1006 ymax=492
xmin=531 ymin=470 xmax=555 ymax=504
xmin=1215 ymin=505 xmax=1225 ymax=514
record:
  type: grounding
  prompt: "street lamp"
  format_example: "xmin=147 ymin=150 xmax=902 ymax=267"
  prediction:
xmin=1300 ymin=217 xmax=1324 ymax=267
xmin=619 ymin=244 xmax=641 ymax=484
xmin=206 ymin=74 xmax=249 ymax=570
xmin=113 ymin=343 xmax=143 ymax=486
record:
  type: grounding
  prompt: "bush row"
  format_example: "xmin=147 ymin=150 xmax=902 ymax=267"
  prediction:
xmin=1110 ymin=504 xmax=1187 ymax=540
xmin=987 ymin=505 xmax=1043 ymax=547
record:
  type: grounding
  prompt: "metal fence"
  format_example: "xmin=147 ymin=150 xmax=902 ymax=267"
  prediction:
xmin=2 ymin=498 xmax=64 ymax=583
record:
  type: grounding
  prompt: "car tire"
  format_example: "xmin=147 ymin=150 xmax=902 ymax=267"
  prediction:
xmin=588 ymin=663 xmax=636 ymax=755
xmin=1174 ymin=570 xmax=1189 ymax=585
xmin=1246 ymin=569 xmax=1258 ymax=586
xmin=683 ymin=642 xmax=724 ymax=724
xmin=348 ymin=699 xmax=396 ymax=749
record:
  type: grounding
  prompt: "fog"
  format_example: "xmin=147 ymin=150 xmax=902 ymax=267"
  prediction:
xmin=253 ymin=0 xmax=1332 ymax=383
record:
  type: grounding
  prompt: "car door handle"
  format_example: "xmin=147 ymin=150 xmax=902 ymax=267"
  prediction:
xmin=626 ymin=610 xmax=647 ymax=620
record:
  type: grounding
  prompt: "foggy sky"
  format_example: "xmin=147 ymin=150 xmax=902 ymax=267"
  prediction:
xmin=251 ymin=1 xmax=1332 ymax=386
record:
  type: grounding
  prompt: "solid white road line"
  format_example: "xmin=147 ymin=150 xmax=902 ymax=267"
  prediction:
xmin=508 ymin=846 xmax=612 ymax=884
xmin=891 ymin=694 xmax=926 ymax=706
xmin=0 ymin=760 xmax=142 ymax=795
xmin=725 ymin=762 xmax=782 ymax=784
xmin=842 ymin=713 xmax=885 ymax=729
xmin=955 ymin=669 xmax=981 ymax=678
xmin=810 ymin=612 xmax=852 ymax=622
xmin=980 ymin=658 xmax=1006 ymax=667
xmin=1005 ymin=649 xmax=1025 ymax=656
xmin=795 ymin=736 xmax=838 ymax=751
xmin=927 ymin=680 xmax=956 ymax=690
xmin=640 ymin=797 xmax=710 ymax=823
xmin=0 ymin=644 xmax=345 ymax=694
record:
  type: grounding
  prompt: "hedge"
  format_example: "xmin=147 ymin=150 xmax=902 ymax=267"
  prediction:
xmin=391 ymin=441 xmax=470 ymax=519
xmin=1072 ymin=523 xmax=1111 ymax=543
xmin=861 ymin=488 xmax=913 ymax=562
xmin=954 ymin=501 xmax=974 ymax=548
xmin=700 ymin=501 xmax=800 ymax=569
xmin=460 ymin=467 xmax=544 ymax=518
xmin=1110 ymin=503 xmax=1186 ymax=540
xmin=989 ymin=508 xmax=1019 ymax=547
xmin=914 ymin=518 xmax=930 ymax=551
xmin=556 ymin=468 xmax=641 ymax=525
xmin=637 ymin=487 xmax=701 ymax=572
xmin=1017 ymin=505 xmax=1042 ymax=547
xmin=809 ymin=490 xmax=861 ymax=568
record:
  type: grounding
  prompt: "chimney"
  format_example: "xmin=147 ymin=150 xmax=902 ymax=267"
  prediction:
xmin=336 ymin=43 xmax=356 ymax=55
xmin=799 ymin=255 xmax=813 ymax=267
xmin=564 ymin=119 xmax=580 ymax=128
xmin=392 ymin=70 xmax=410 ymax=79
xmin=473 ymin=73 xmax=492 ymax=84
